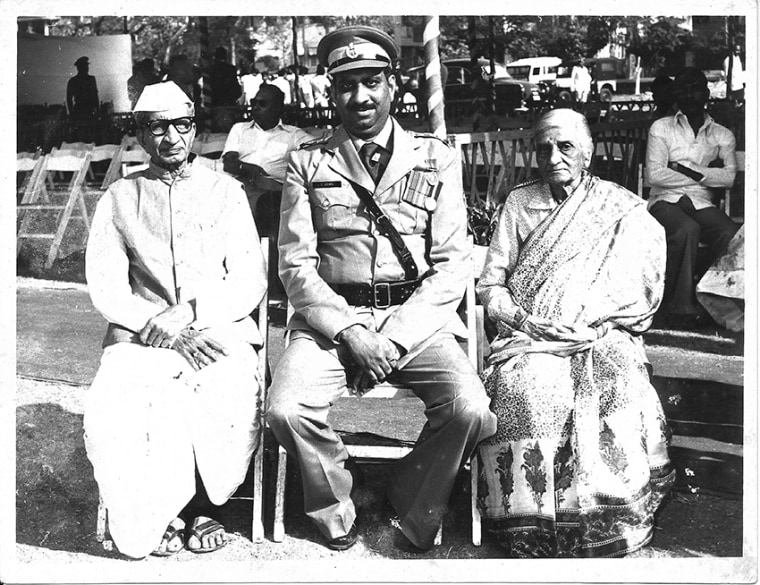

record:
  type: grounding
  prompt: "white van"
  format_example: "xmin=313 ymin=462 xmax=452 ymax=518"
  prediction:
xmin=506 ymin=56 xmax=562 ymax=85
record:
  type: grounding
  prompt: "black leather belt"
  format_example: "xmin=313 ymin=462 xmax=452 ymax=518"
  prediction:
xmin=329 ymin=279 xmax=422 ymax=309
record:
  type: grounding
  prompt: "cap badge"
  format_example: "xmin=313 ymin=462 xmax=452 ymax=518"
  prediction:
xmin=346 ymin=43 xmax=358 ymax=58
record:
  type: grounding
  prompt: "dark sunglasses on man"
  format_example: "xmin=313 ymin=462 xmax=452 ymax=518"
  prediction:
xmin=144 ymin=117 xmax=195 ymax=136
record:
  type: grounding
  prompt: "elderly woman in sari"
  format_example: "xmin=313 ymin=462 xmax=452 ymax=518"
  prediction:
xmin=476 ymin=109 xmax=675 ymax=558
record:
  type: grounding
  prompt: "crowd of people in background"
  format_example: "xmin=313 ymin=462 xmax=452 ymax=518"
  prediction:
xmin=122 ymin=48 xmax=339 ymax=116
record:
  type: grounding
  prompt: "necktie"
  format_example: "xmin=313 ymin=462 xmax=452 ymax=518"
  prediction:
xmin=360 ymin=142 xmax=388 ymax=184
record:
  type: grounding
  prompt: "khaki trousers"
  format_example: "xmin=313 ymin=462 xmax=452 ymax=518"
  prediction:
xmin=267 ymin=330 xmax=496 ymax=549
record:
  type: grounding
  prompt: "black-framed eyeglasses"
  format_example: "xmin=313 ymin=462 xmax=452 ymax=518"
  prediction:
xmin=143 ymin=117 xmax=195 ymax=136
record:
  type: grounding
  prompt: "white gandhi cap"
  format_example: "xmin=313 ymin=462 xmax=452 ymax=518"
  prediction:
xmin=132 ymin=81 xmax=194 ymax=115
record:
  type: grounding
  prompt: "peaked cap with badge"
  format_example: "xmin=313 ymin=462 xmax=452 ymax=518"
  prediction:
xmin=317 ymin=25 xmax=399 ymax=75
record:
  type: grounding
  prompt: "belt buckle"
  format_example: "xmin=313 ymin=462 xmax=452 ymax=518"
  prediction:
xmin=372 ymin=282 xmax=391 ymax=309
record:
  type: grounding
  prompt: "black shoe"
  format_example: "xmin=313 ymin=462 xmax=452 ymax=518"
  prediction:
xmin=325 ymin=523 xmax=358 ymax=551
xmin=393 ymin=528 xmax=430 ymax=554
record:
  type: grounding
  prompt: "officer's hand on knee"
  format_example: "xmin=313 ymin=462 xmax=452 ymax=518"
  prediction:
xmin=349 ymin=371 xmax=376 ymax=396
xmin=339 ymin=325 xmax=398 ymax=384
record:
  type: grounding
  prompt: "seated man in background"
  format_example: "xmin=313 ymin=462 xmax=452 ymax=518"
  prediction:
xmin=646 ymin=67 xmax=738 ymax=325
xmin=222 ymin=84 xmax=312 ymax=228
xmin=223 ymin=84 xmax=311 ymax=296
xmin=84 ymin=82 xmax=266 ymax=559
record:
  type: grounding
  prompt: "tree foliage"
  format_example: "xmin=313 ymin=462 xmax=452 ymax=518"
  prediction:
xmin=43 ymin=15 xmax=738 ymax=77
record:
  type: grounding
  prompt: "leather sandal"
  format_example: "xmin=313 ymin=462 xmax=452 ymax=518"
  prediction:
xmin=186 ymin=517 xmax=228 ymax=554
xmin=151 ymin=522 xmax=185 ymax=557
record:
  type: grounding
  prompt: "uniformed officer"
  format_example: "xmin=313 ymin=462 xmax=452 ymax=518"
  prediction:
xmin=267 ymin=25 xmax=497 ymax=553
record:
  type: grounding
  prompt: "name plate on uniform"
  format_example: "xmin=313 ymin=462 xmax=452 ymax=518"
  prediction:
xmin=313 ymin=181 xmax=342 ymax=189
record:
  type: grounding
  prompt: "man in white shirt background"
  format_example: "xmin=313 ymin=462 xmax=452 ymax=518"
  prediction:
xmin=222 ymin=84 xmax=311 ymax=295
xmin=238 ymin=64 xmax=263 ymax=106
xmin=645 ymin=67 xmax=738 ymax=325
xmin=571 ymin=58 xmax=592 ymax=103
xmin=310 ymin=64 xmax=331 ymax=107
xmin=723 ymin=43 xmax=745 ymax=104
xmin=222 ymin=84 xmax=311 ymax=222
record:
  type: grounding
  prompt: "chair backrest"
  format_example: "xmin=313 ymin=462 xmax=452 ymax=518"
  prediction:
xmin=89 ymin=144 xmax=120 ymax=163
xmin=120 ymin=147 xmax=150 ymax=164
xmin=17 ymin=152 xmax=40 ymax=173
xmin=45 ymin=149 xmax=92 ymax=173
xmin=120 ymin=142 xmax=151 ymax=177
xmin=449 ymin=129 xmax=539 ymax=209
xmin=60 ymin=141 xmax=95 ymax=151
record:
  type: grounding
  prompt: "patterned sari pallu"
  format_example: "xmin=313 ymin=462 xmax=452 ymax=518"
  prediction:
xmin=477 ymin=175 xmax=676 ymax=558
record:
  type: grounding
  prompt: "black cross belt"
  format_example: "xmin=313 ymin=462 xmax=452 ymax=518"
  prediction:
xmin=346 ymin=179 xmax=419 ymax=281
xmin=329 ymin=279 xmax=422 ymax=309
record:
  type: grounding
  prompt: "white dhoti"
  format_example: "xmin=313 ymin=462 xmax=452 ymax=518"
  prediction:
xmin=83 ymin=341 xmax=260 ymax=559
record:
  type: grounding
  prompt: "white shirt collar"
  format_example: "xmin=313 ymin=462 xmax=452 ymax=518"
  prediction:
xmin=349 ymin=117 xmax=393 ymax=153
xmin=250 ymin=119 xmax=284 ymax=132
xmin=673 ymin=109 xmax=714 ymax=132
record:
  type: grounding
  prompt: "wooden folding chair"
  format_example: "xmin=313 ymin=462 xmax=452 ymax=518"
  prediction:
xmin=89 ymin=144 xmax=121 ymax=188
xmin=96 ymin=238 xmax=271 ymax=549
xmin=228 ymin=236 xmax=270 ymax=543
xmin=102 ymin=135 xmax=151 ymax=188
xmin=120 ymin=146 xmax=150 ymax=178
xmin=270 ymin=243 xmax=487 ymax=546
xmin=59 ymin=141 xmax=97 ymax=182
xmin=17 ymin=150 xmax=92 ymax=269
xmin=17 ymin=151 xmax=44 ymax=203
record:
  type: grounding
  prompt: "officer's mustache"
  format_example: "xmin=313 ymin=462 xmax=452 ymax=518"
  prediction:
xmin=347 ymin=102 xmax=375 ymax=112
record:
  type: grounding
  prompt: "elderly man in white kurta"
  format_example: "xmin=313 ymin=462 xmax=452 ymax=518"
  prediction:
xmin=84 ymin=82 xmax=266 ymax=559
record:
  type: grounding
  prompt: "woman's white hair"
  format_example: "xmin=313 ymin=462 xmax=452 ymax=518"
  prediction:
xmin=535 ymin=108 xmax=594 ymax=164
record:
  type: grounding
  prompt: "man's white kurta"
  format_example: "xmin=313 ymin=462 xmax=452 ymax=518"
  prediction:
xmin=83 ymin=159 xmax=266 ymax=558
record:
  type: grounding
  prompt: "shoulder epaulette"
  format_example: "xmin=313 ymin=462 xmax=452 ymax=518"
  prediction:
xmin=298 ymin=132 xmax=333 ymax=150
xmin=410 ymin=130 xmax=450 ymax=146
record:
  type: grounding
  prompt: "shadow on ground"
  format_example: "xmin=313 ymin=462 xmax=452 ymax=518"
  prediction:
xmin=16 ymin=403 xmax=114 ymax=557
xmin=16 ymin=398 xmax=742 ymax=562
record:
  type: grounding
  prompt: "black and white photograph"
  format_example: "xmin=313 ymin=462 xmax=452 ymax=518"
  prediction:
xmin=3 ymin=2 xmax=756 ymax=583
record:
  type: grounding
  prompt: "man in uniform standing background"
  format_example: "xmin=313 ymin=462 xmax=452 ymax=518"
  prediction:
xmin=67 ymin=56 xmax=99 ymax=120
xmin=266 ymin=25 xmax=496 ymax=554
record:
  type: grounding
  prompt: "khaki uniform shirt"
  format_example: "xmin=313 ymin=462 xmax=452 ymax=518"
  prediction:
xmin=279 ymin=117 xmax=470 ymax=356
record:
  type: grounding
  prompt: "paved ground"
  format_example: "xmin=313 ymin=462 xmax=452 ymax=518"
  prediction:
xmin=8 ymin=277 xmax=753 ymax=584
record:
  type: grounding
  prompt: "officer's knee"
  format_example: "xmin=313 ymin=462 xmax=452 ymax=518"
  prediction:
xmin=266 ymin=388 xmax=301 ymax=435
xmin=453 ymin=383 xmax=497 ymax=436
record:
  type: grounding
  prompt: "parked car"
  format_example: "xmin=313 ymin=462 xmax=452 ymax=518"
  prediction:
xmin=505 ymin=56 xmax=562 ymax=85
xmin=402 ymin=58 xmax=543 ymax=116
